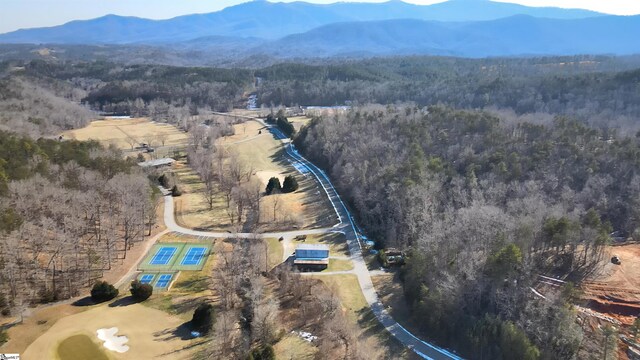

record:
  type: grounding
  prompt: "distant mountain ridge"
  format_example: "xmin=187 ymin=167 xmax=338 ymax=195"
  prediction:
xmin=0 ymin=0 xmax=604 ymax=44
xmin=259 ymin=15 xmax=640 ymax=57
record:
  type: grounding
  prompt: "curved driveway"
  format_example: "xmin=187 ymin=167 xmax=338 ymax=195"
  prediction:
xmin=162 ymin=117 xmax=463 ymax=360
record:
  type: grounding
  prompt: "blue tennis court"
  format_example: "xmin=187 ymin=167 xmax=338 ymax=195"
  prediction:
xmin=150 ymin=247 xmax=177 ymax=265
xmin=181 ymin=247 xmax=207 ymax=266
xmin=139 ymin=274 xmax=154 ymax=284
xmin=155 ymin=274 xmax=173 ymax=288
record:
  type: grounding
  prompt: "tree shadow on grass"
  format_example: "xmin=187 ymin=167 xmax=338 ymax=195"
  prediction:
xmin=153 ymin=321 xmax=194 ymax=341
xmin=108 ymin=296 xmax=137 ymax=307
xmin=72 ymin=296 xmax=97 ymax=307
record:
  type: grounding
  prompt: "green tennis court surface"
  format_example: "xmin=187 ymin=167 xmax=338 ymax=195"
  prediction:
xmin=139 ymin=242 xmax=212 ymax=271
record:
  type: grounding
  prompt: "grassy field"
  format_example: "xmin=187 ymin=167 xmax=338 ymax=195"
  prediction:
xmin=63 ymin=118 xmax=188 ymax=152
xmin=57 ymin=334 xmax=109 ymax=360
xmin=327 ymin=258 xmax=354 ymax=272
xmin=315 ymin=275 xmax=367 ymax=319
xmin=22 ymin=301 xmax=197 ymax=360
xmin=274 ymin=334 xmax=317 ymax=360
xmin=265 ymin=237 xmax=284 ymax=269
xmin=174 ymin=120 xmax=336 ymax=232
xmin=315 ymin=274 xmax=412 ymax=359
xmin=173 ymin=161 xmax=234 ymax=230
xmin=3 ymin=303 xmax=90 ymax=356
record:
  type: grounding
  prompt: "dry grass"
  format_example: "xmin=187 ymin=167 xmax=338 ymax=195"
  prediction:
xmin=173 ymin=161 xmax=233 ymax=230
xmin=274 ymin=334 xmax=317 ymax=360
xmin=313 ymin=274 xmax=411 ymax=359
xmin=157 ymin=232 xmax=213 ymax=244
xmin=3 ymin=303 xmax=89 ymax=355
xmin=63 ymin=118 xmax=188 ymax=152
xmin=288 ymin=116 xmax=311 ymax=132
xmin=174 ymin=120 xmax=336 ymax=232
xmin=265 ymin=237 xmax=284 ymax=269
xmin=327 ymin=259 xmax=354 ymax=272
xmin=22 ymin=301 xmax=197 ymax=360
xmin=314 ymin=275 xmax=367 ymax=320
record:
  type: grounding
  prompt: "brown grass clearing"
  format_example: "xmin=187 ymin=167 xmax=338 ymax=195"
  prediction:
xmin=218 ymin=121 xmax=266 ymax=145
xmin=327 ymin=259 xmax=354 ymax=272
xmin=173 ymin=123 xmax=335 ymax=231
xmin=3 ymin=302 xmax=89 ymax=355
xmin=172 ymin=161 xmax=233 ymax=230
xmin=265 ymin=237 xmax=284 ymax=270
xmin=273 ymin=334 xmax=317 ymax=360
xmin=62 ymin=118 xmax=188 ymax=152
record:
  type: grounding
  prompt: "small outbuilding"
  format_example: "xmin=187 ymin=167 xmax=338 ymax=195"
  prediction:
xmin=294 ymin=244 xmax=329 ymax=271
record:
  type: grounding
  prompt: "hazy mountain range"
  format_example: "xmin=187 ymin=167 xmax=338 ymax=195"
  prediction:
xmin=0 ymin=0 xmax=638 ymax=60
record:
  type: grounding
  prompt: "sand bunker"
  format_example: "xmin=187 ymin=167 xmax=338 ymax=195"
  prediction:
xmin=97 ymin=327 xmax=129 ymax=353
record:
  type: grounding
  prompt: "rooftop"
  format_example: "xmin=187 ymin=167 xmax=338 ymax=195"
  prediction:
xmin=295 ymin=244 xmax=330 ymax=251
xmin=138 ymin=158 xmax=175 ymax=168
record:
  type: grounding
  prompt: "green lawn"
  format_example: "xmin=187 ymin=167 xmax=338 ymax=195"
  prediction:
xmin=265 ymin=237 xmax=284 ymax=269
xmin=57 ymin=334 xmax=109 ymax=360
xmin=326 ymin=258 xmax=354 ymax=272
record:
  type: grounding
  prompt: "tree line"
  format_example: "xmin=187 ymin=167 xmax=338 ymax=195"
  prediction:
xmin=256 ymin=56 xmax=640 ymax=134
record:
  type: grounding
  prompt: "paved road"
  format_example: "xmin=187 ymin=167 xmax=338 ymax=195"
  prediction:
xmin=265 ymin=125 xmax=462 ymax=360
xmin=161 ymin=114 xmax=463 ymax=359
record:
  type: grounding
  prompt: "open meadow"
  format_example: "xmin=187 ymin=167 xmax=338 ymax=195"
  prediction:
xmin=173 ymin=119 xmax=336 ymax=232
xmin=62 ymin=117 xmax=188 ymax=153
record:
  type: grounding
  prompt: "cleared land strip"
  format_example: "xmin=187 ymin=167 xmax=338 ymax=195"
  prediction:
xmin=159 ymin=114 xmax=464 ymax=360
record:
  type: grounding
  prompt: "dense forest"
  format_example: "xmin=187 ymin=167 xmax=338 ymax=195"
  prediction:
xmin=2 ymin=60 xmax=254 ymax=124
xmin=257 ymin=56 xmax=640 ymax=132
xmin=0 ymin=132 xmax=155 ymax=312
xmin=295 ymin=105 xmax=640 ymax=359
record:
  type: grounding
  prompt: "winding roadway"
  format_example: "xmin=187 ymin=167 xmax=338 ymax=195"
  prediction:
xmin=160 ymin=117 xmax=463 ymax=360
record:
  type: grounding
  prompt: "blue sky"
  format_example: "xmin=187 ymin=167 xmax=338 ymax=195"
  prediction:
xmin=1 ymin=0 xmax=639 ymax=33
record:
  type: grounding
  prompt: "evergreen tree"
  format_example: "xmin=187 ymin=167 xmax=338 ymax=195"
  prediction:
xmin=130 ymin=280 xmax=153 ymax=301
xmin=192 ymin=303 xmax=215 ymax=334
xmin=282 ymin=175 xmax=299 ymax=193
xmin=90 ymin=281 xmax=119 ymax=303
xmin=265 ymin=177 xmax=282 ymax=195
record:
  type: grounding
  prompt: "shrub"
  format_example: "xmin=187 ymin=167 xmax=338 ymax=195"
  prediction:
xmin=191 ymin=303 xmax=215 ymax=334
xmin=247 ymin=345 xmax=275 ymax=360
xmin=0 ymin=328 xmax=8 ymax=345
xmin=282 ymin=175 xmax=299 ymax=193
xmin=171 ymin=185 xmax=182 ymax=197
xmin=130 ymin=280 xmax=153 ymax=301
xmin=265 ymin=177 xmax=281 ymax=195
xmin=90 ymin=281 xmax=119 ymax=303
xmin=0 ymin=294 xmax=8 ymax=316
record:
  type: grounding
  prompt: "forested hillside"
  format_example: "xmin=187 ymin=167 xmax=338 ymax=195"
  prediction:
xmin=0 ymin=133 xmax=156 ymax=311
xmin=295 ymin=105 xmax=640 ymax=359
xmin=257 ymin=56 xmax=640 ymax=132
